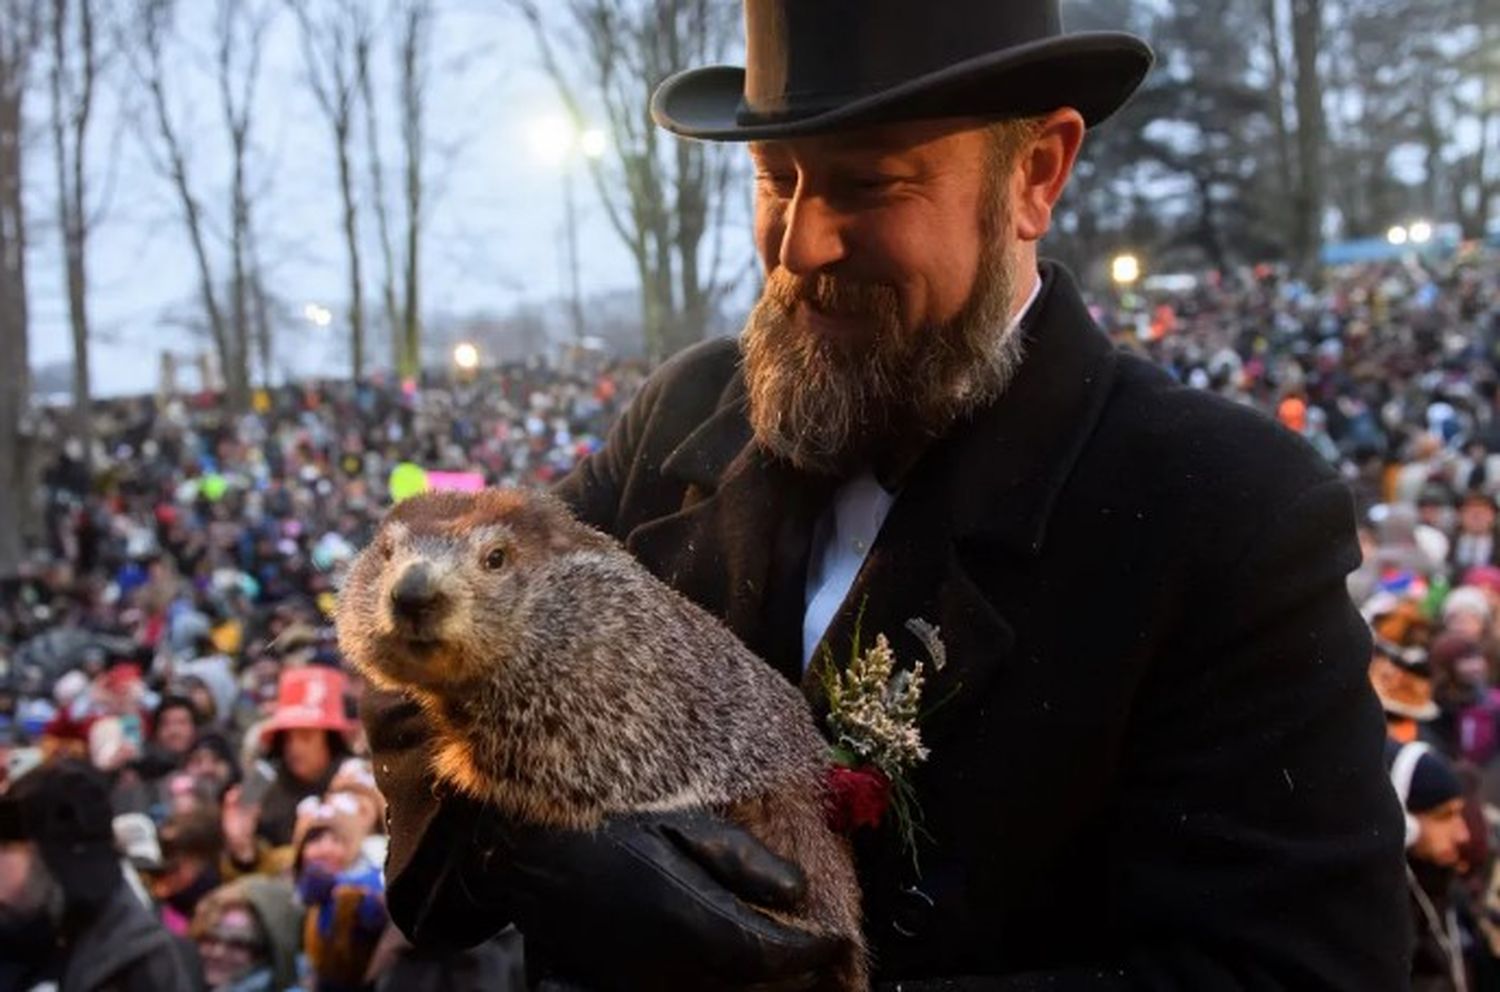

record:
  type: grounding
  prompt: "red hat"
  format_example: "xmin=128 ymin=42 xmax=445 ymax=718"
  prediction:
xmin=259 ymin=668 xmax=354 ymax=749
xmin=101 ymin=664 xmax=143 ymax=694
xmin=1463 ymin=566 xmax=1500 ymax=597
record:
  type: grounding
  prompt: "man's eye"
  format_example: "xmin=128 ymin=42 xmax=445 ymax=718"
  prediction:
xmin=756 ymin=172 xmax=796 ymax=194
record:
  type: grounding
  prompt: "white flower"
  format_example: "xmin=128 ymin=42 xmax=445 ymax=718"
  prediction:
xmin=827 ymin=633 xmax=929 ymax=777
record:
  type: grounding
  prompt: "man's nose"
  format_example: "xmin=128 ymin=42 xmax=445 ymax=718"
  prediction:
xmin=390 ymin=564 xmax=447 ymax=623
xmin=778 ymin=194 xmax=845 ymax=277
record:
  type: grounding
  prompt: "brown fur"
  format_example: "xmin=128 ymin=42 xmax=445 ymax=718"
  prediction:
xmin=338 ymin=489 xmax=866 ymax=989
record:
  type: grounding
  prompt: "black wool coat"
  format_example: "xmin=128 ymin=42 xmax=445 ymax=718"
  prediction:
xmin=367 ymin=263 xmax=1408 ymax=989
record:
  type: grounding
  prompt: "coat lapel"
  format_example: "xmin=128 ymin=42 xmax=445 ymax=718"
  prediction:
xmin=802 ymin=263 xmax=1119 ymax=741
xmin=624 ymin=376 xmax=832 ymax=678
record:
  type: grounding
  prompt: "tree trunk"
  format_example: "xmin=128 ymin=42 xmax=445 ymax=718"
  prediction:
xmin=1290 ymin=0 xmax=1327 ymax=277
xmin=49 ymin=0 xmax=94 ymax=466
xmin=356 ymin=37 xmax=401 ymax=370
xmin=336 ymin=118 xmax=364 ymax=382
xmin=1262 ymin=0 xmax=1298 ymax=253
xmin=246 ymin=216 xmax=273 ymax=386
xmin=0 ymin=16 xmax=35 ymax=577
xmin=227 ymin=142 xmax=252 ymax=410
xmin=397 ymin=2 xmax=427 ymax=381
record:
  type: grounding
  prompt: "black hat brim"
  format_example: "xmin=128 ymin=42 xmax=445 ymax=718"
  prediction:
xmin=652 ymin=32 xmax=1153 ymax=142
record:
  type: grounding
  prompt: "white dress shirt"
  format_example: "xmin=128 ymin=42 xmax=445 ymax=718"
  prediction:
xmin=801 ymin=272 xmax=1044 ymax=669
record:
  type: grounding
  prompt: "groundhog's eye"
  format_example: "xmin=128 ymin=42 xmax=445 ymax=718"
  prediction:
xmin=482 ymin=547 xmax=507 ymax=571
xmin=378 ymin=538 xmax=394 ymax=561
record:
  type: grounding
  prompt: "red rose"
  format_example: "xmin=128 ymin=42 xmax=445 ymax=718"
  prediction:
xmin=824 ymin=764 xmax=892 ymax=833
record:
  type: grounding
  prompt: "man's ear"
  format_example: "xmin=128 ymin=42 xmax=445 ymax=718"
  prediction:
xmin=1013 ymin=108 xmax=1086 ymax=243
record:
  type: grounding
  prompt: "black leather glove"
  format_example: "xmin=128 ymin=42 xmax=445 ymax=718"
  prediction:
xmin=467 ymin=809 xmax=846 ymax=991
xmin=364 ymin=688 xmax=844 ymax=989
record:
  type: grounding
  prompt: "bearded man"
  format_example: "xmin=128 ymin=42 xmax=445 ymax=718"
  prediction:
xmin=0 ymin=761 xmax=196 ymax=992
xmin=365 ymin=1 xmax=1407 ymax=988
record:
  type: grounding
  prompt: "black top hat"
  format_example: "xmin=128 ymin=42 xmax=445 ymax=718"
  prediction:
xmin=652 ymin=0 xmax=1154 ymax=142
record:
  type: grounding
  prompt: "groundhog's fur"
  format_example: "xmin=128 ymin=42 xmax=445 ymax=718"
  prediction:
xmin=337 ymin=488 xmax=866 ymax=990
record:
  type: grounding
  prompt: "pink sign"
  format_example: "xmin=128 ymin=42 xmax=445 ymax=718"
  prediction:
xmin=426 ymin=471 xmax=486 ymax=493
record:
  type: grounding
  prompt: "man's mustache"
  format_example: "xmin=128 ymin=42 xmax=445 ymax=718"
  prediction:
xmin=762 ymin=269 xmax=900 ymax=319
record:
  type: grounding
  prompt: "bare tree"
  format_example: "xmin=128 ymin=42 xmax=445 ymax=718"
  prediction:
xmin=356 ymin=27 xmax=401 ymax=370
xmin=1289 ymin=0 xmax=1327 ymax=275
xmin=0 ymin=0 xmax=42 ymax=576
xmin=513 ymin=0 xmax=744 ymax=363
xmin=1261 ymin=0 xmax=1297 ymax=247
xmin=47 ymin=0 xmax=100 ymax=463
xmin=288 ymin=0 xmax=372 ymax=383
xmin=395 ymin=0 xmax=430 ymax=381
xmin=246 ymin=213 xmax=274 ymax=387
xmin=127 ymin=0 xmax=271 ymax=411
xmin=216 ymin=0 xmax=270 ymax=411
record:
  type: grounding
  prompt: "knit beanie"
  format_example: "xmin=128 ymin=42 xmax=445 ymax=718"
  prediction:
xmin=291 ymin=792 xmax=370 ymax=873
xmin=1444 ymin=586 xmax=1493 ymax=625
xmin=1385 ymin=738 xmax=1464 ymax=815
xmin=1429 ymin=633 xmax=1485 ymax=675
xmin=0 ymin=760 xmax=122 ymax=916
xmin=327 ymin=758 xmax=386 ymax=833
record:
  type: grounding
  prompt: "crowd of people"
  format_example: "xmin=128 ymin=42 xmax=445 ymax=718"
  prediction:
xmin=0 ymin=355 xmax=644 ymax=991
xmin=1 ymin=246 xmax=1500 ymax=989
xmin=1100 ymin=246 xmax=1500 ymax=992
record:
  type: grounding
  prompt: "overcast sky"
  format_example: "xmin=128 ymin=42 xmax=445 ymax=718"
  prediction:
xmin=22 ymin=1 xmax=756 ymax=396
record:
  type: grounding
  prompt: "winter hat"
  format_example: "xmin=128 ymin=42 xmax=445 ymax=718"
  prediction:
xmin=1463 ymin=566 xmax=1500 ymax=597
xmin=1368 ymin=599 xmax=1438 ymax=721
xmin=1385 ymin=737 xmax=1463 ymax=817
xmin=1444 ymin=586 xmax=1493 ymax=625
xmin=1430 ymin=633 xmax=1486 ymax=675
xmin=113 ymin=812 xmax=164 ymax=872
xmin=258 ymin=667 xmax=355 ymax=750
xmin=327 ymin=758 xmax=386 ymax=833
xmin=154 ymin=694 xmax=202 ymax=733
xmin=291 ymin=791 xmax=369 ymax=873
xmin=189 ymin=731 xmax=242 ymax=784
xmin=191 ymin=876 xmax=302 ymax=992
xmin=0 ymin=760 xmax=122 ymax=912
xmin=1418 ymin=482 xmax=1458 ymax=509
xmin=53 ymin=670 xmax=89 ymax=709
xmin=1368 ymin=598 xmax=1433 ymax=667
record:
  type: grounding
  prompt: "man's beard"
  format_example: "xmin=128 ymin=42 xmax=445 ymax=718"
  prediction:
xmin=741 ymin=215 xmax=1026 ymax=477
xmin=0 ymin=858 xmax=61 ymax=966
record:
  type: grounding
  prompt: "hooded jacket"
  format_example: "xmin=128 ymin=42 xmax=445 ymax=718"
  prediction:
xmin=61 ymin=881 xmax=196 ymax=992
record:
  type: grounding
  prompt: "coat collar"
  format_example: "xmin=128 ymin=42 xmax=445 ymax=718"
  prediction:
xmin=658 ymin=261 xmax=1118 ymax=559
xmin=933 ymin=261 xmax=1117 ymax=555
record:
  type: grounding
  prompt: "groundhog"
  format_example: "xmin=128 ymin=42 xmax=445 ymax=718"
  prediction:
xmin=337 ymin=487 xmax=866 ymax=990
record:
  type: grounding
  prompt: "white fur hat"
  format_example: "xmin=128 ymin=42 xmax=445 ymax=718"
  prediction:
xmin=1444 ymin=586 xmax=1493 ymax=624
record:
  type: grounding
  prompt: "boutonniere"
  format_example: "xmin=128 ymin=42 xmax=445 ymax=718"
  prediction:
xmin=821 ymin=613 xmax=947 ymax=864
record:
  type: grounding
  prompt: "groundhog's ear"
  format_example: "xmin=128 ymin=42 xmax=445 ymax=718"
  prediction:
xmin=533 ymin=494 xmax=615 ymax=554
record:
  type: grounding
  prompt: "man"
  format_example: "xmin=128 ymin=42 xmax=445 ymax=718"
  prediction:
xmin=0 ymin=760 xmax=196 ymax=991
xmin=1388 ymin=740 xmax=1472 ymax=991
xmin=1451 ymin=490 xmax=1500 ymax=577
xmin=366 ymin=1 xmax=1406 ymax=987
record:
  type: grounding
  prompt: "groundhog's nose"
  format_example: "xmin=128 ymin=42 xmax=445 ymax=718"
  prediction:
xmin=390 ymin=564 xmax=447 ymax=626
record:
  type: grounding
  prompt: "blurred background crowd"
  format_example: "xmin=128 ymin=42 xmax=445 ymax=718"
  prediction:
xmin=0 ymin=355 xmax=643 ymax=991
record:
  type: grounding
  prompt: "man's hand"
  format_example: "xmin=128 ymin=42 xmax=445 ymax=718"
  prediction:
xmin=365 ymin=687 xmax=844 ymax=989
xmin=471 ymin=810 xmax=845 ymax=991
